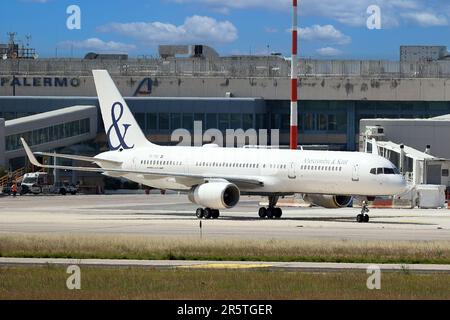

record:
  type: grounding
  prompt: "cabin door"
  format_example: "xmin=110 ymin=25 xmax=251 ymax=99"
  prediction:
xmin=352 ymin=164 xmax=360 ymax=182
xmin=288 ymin=162 xmax=297 ymax=179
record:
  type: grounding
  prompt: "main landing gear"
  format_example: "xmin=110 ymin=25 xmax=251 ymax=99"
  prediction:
xmin=258 ymin=196 xmax=283 ymax=219
xmin=196 ymin=208 xmax=220 ymax=220
xmin=356 ymin=201 xmax=370 ymax=223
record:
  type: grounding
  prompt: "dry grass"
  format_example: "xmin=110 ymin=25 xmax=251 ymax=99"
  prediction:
xmin=1 ymin=234 xmax=450 ymax=264
xmin=0 ymin=266 xmax=449 ymax=300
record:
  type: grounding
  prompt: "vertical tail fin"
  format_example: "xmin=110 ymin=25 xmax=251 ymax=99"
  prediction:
xmin=93 ymin=70 xmax=152 ymax=151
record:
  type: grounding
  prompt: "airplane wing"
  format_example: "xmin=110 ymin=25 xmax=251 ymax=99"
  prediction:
xmin=35 ymin=152 xmax=123 ymax=167
xmin=22 ymin=138 xmax=264 ymax=189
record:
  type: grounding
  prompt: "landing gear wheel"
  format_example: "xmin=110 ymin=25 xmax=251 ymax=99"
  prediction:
xmin=258 ymin=207 xmax=267 ymax=219
xmin=274 ymin=208 xmax=283 ymax=219
xmin=363 ymin=215 xmax=370 ymax=223
xmin=196 ymin=208 xmax=204 ymax=219
xmin=356 ymin=214 xmax=364 ymax=223
xmin=266 ymin=207 xmax=275 ymax=219
xmin=212 ymin=210 xmax=220 ymax=219
xmin=204 ymin=208 xmax=213 ymax=219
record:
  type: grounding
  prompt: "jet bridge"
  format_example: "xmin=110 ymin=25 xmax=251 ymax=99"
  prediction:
xmin=358 ymin=138 xmax=448 ymax=209
xmin=0 ymin=105 xmax=97 ymax=168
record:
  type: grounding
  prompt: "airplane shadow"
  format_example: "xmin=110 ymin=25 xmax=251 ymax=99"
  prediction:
xmin=100 ymin=211 xmax=435 ymax=226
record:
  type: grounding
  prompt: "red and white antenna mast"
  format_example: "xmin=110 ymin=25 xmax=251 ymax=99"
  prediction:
xmin=290 ymin=0 xmax=299 ymax=150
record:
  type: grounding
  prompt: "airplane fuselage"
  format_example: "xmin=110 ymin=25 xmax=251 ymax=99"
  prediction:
xmin=98 ymin=145 xmax=407 ymax=197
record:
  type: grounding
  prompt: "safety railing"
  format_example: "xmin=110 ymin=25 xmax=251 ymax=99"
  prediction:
xmin=2 ymin=58 xmax=450 ymax=78
xmin=0 ymin=167 xmax=25 ymax=189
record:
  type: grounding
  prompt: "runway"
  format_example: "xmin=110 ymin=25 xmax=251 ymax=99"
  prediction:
xmin=1 ymin=257 xmax=449 ymax=273
xmin=0 ymin=194 xmax=449 ymax=241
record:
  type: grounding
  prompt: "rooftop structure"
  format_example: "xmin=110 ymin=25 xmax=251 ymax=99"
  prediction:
xmin=400 ymin=45 xmax=449 ymax=62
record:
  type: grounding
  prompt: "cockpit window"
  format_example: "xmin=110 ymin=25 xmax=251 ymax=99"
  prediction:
xmin=371 ymin=167 xmax=401 ymax=175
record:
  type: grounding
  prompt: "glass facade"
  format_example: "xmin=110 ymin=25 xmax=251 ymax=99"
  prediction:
xmin=133 ymin=112 xmax=268 ymax=133
xmin=1 ymin=97 xmax=450 ymax=154
xmin=6 ymin=118 xmax=90 ymax=152
xmin=0 ymin=111 xmax=37 ymax=121
xmin=268 ymin=100 xmax=348 ymax=134
xmin=355 ymin=101 xmax=450 ymax=132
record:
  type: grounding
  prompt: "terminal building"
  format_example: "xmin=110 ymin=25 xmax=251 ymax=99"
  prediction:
xmin=1 ymin=44 xmax=450 ymax=186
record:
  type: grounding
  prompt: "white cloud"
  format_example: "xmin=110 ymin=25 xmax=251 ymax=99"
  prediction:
xmin=59 ymin=38 xmax=136 ymax=53
xmin=316 ymin=47 xmax=342 ymax=56
xmin=98 ymin=15 xmax=238 ymax=45
xmin=264 ymin=27 xmax=278 ymax=33
xmin=298 ymin=25 xmax=351 ymax=45
xmin=20 ymin=0 xmax=49 ymax=3
xmin=402 ymin=12 xmax=448 ymax=26
xmin=211 ymin=7 xmax=230 ymax=15
xmin=171 ymin=0 xmax=289 ymax=10
xmin=171 ymin=0 xmax=449 ymax=28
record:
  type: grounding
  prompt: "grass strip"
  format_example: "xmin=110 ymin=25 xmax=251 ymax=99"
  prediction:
xmin=0 ymin=266 xmax=449 ymax=300
xmin=1 ymin=234 xmax=450 ymax=265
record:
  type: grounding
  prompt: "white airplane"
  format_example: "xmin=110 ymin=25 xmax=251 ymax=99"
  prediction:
xmin=21 ymin=70 xmax=407 ymax=223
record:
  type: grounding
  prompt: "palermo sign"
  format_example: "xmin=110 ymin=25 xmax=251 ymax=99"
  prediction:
xmin=0 ymin=77 xmax=80 ymax=88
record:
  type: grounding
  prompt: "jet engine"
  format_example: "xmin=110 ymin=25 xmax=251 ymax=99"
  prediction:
xmin=303 ymin=194 xmax=353 ymax=209
xmin=188 ymin=182 xmax=240 ymax=209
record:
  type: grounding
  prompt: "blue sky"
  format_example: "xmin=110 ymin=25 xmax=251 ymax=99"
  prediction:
xmin=1 ymin=0 xmax=449 ymax=60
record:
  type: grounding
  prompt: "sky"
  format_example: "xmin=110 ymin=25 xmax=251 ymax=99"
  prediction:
xmin=0 ymin=0 xmax=449 ymax=60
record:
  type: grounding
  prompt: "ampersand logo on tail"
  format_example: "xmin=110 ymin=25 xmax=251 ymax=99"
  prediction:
xmin=107 ymin=102 xmax=135 ymax=151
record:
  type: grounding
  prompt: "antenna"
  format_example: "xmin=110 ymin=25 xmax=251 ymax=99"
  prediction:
xmin=7 ymin=32 xmax=17 ymax=45
xmin=25 ymin=34 xmax=32 ymax=48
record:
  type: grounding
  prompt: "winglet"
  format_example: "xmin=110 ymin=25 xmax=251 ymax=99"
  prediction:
xmin=371 ymin=138 xmax=379 ymax=156
xmin=20 ymin=138 xmax=43 ymax=167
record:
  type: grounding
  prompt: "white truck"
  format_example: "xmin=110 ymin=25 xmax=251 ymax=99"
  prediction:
xmin=22 ymin=172 xmax=52 ymax=194
xmin=21 ymin=172 xmax=78 ymax=195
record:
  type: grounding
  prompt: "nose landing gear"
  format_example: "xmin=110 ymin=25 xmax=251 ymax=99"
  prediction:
xmin=357 ymin=201 xmax=370 ymax=223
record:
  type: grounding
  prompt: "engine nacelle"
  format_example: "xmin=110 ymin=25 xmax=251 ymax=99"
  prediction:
xmin=303 ymin=194 xmax=353 ymax=209
xmin=188 ymin=182 xmax=240 ymax=209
